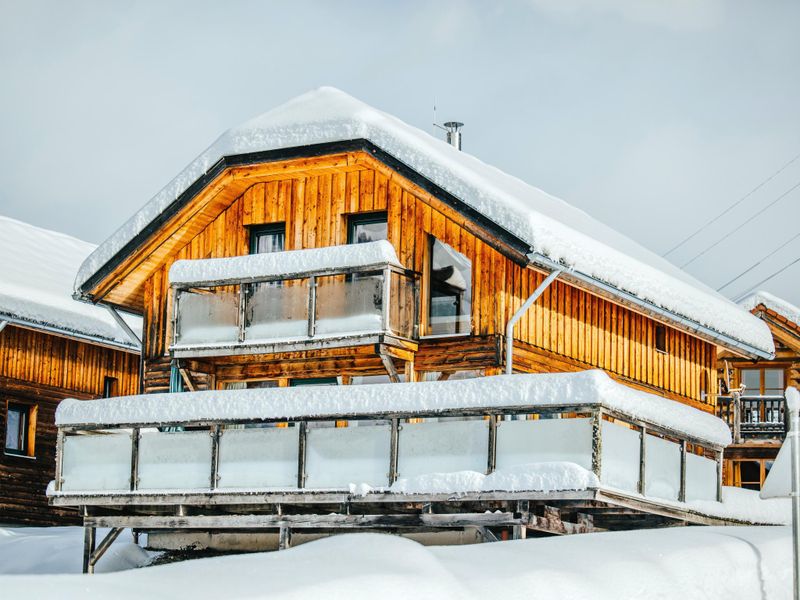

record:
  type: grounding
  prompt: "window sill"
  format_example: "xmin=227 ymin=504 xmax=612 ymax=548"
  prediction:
xmin=420 ymin=332 xmax=473 ymax=340
xmin=4 ymin=451 xmax=36 ymax=460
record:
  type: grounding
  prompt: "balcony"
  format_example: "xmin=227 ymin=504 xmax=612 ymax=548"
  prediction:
xmin=716 ymin=395 xmax=786 ymax=441
xmin=168 ymin=241 xmax=419 ymax=358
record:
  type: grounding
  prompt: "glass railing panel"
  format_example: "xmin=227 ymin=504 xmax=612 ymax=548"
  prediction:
xmin=137 ymin=430 xmax=213 ymax=490
xmin=61 ymin=432 xmax=132 ymax=492
xmin=495 ymin=417 xmax=592 ymax=472
xmin=397 ymin=419 xmax=489 ymax=480
xmin=644 ymin=434 xmax=680 ymax=501
xmin=245 ymin=279 xmax=309 ymax=342
xmin=685 ymin=452 xmax=717 ymax=501
xmin=304 ymin=423 xmax=391 ymax=488
xmin=600 ymin=420 xmax=640 ymax=493
xmin=175 ymin=288 xmax=240 ymax=345
xmin=217 ymin=426 xmax=299 ymax=489
xmin=315 ymin=272 xmax=385 ymax=336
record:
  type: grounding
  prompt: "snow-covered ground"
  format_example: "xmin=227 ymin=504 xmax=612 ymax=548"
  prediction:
xmin=0 ymin=526 xmax=791 ymax=599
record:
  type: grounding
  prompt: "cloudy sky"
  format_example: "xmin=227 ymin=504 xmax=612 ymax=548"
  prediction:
xmin=1 ymin=0 xmax=798 ymax=305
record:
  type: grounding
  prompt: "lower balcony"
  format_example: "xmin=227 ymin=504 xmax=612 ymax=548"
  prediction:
xmin=716 ymin=395 xmax=787 ymax=440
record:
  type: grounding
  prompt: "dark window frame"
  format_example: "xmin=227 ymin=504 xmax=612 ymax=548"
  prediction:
xmin=347 ymin=211 xmax=388 ymax=245
xmin=249 ymin=222 xmax=286 ymax=255
xmin=426 ymin=235 xmax=473 ymax=337
xmin=655 ymin=325 xmax=667 ymax=354
xmin=5 ymin=402 xmax=34 ymax=457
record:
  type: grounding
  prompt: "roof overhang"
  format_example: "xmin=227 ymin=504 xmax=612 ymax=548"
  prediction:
xmin=0 ymin=311 xmax=140 ymax=353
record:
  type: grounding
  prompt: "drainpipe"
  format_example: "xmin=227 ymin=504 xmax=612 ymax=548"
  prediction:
xmin=505 ymin=269 xmax=563 ymax=375
xmin=104 ymin=305 xmax=142 ymax=351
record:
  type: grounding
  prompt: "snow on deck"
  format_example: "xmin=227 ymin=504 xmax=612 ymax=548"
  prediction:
xmin=56 ymin=370 xmax=732 ymax=446
xmin=0 ymin=528 xmax=791 ymax=599
xmin=740 ymin=289 xmax=800 ymax=328
xmin=74 ymin=87 xmax=772 ymax=355
xmin=0 ymin=215 xmax=141 ymax=347
xmin=169 ymin=240 xmax=401 ymax=286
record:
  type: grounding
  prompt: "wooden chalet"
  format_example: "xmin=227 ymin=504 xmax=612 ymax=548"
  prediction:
xmin=52 ymin=88 xmax=778 ymax=566
xmin=717 ymin=291 xmax=800 ymax=490
xmin=0 ymin=216 xmax=141 ymax=525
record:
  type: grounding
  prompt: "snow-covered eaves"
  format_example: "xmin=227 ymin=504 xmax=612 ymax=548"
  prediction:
xmin=56 ymin=370 xmax=732 ymax=447
xmin=0 ymin=216 xmax=142 ymax=351
xmin=739 ymin=290 xmax=800 ymax=331
xmin=73 ymin=87 xmax=773 ymax=358
xmin=169 ymin=240 xmax=402 ymax=287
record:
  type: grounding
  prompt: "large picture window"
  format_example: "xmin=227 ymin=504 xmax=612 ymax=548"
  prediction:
xmin=428 ymin=237 xmax=472 ymax=336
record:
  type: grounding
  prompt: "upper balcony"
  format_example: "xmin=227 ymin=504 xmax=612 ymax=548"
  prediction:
xmin=715 ymin=394 xmax=787 ymax=442
xmin=168 ymin=241 xmax=419 ymax=358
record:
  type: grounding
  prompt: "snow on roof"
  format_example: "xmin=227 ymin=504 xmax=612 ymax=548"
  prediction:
xmin=56 ymin=370 xmax=732 ymax=446
xmin=73 ymin=87 xmax=772 ymax=356
xmin=169 ymin=240 xmax=401 ymax=286
xmin=739 ymin=290 xmax=800 ymax=328
xmin=0 ymin=216 xmax=141 ymax=348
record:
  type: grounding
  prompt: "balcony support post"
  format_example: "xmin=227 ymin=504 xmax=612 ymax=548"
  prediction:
xmin=591 ymin=409 xmax=603 ymax=481
xmin=82 ymin=523 xmax=96 ymax=574
xmin=54 ymin=429 xmax=65 ymax=492
xmin=732 ymin=390 xmax=742 ymax=444
xmin=210 ymin=425 xmax=221 ymax=491
xmin=487 ymin=415 xmax=497 ymax=474
xmin=638 ymin=425 xmax=647 ymax=496
xmin=237 ymin=285 xmax=247 ymax=343
xmin=389 ymin=418 xmax=400 ymax=484
xmin=130 ymin=427 xmax=140 ymax=492
xmin=382 ymin=267 xmax=392 ymax=334
xmin=679 ymin=440 xmax=687 ymax=503
xmin=307 ymin=277 xmax=317 ymax=338
xmin=716 ymin=449 xmax=723 ymax=502
xmin=297 ymin=422 xmax=308 ymax=489
xmin=378 ymin=345 xmax=401 ymax=383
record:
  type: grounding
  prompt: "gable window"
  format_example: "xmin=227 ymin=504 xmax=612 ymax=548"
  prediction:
xmin=103 ymin=376 xmax=118 ymax=398
xmin=655 ymin=325 xmax=667 ymax=353
xmin=249 ymin=223 xmax=286 ymax=255
xmin=5 ymin=402 xmax=35 ymax=457
xmin=348 ymin=212 xmax=387 ymax=244
xmin=428 ymin=237 xmax=472 ymax=336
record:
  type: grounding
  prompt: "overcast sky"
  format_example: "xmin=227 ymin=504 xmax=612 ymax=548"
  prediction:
xmin=1 ymin=0 xmax=798 ymax=305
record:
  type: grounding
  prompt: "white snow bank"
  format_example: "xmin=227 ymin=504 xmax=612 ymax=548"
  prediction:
xmin=0 ymin=527 xmax=151 ymax=575
xmin=170 ymin=240 xmax=401 ymax=286
xmin=74 ymin=87 xmax=773 ymax=355
xmin=0 ymin=528 xmax=791 ymax=599
xmin=390 ymin=462 xmax=599 ymax=495
xmin=740 ymin=290 xmax=800 ymax=327
xmin=0 ymin=215 xmax=141 ymax=347
xmin=56 ymin=370 xmax=732 ymax=446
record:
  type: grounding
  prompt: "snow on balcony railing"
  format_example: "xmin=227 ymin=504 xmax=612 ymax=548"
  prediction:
xmin=51 ymin=371 xmax=727 ymax=505
xmin=168 ymin=241 xmax=418 ymax=356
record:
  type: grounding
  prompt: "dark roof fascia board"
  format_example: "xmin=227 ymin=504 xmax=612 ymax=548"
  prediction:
xmin=79 ymin=139 xmax=532 ymax=299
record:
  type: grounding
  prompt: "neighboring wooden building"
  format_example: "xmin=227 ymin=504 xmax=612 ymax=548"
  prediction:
xmin=718 ymin=291 xmax=800 ymax=490
xmin=72 ymin=88 xmax=772 ymax=411
xmin=0 ymin=216 xmax=140 ymax=525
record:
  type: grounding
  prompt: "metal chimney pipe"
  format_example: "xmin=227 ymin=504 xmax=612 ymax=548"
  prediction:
xmin=443 ymin=121 xmax=464 ymax=150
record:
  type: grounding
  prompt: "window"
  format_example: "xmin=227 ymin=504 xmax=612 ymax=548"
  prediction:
xmin=655 ymin=325 xmax=667 ymax=353
xmin=732 ymin=459 xmax=773 ymax=491
xmin=348 ymin=212 xmax=387 ymax=244
xmin=249 ymin=223 xmax=286 ymax=254
xmin=428 ymin=237 xmax=472 ymax=336
xmin=103 ymin=376 xmax=118 ymax=398
xmin=5 ymin=403 xmax=35 ymax=457
xmin=739 ymin=367 xmax=785 ymax=396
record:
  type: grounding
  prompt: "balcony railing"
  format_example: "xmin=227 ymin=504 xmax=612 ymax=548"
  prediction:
xmin=170 ymin=255 xmax=419 ymax=357
xmin=716 ymin=395 xmax=787 ymax=440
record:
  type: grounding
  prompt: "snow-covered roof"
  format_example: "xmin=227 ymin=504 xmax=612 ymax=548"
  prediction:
xmin=73 ymin=87 xmax=772 ymax=357
xmin=56 ymin=370 xmax=732 ymax=446
xmin=169 ymin=240 xmax=402 ymax=287
xmin=0 ymin=215 xmax=141 ymax=349
xmin=739 ymin=290 xmax=800 ymax=329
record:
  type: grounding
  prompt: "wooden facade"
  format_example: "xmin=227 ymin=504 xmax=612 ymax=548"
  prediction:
xmin=83 ymin=151 xmax=719 ymax=412
xmin=0 ymin=324 xmax=139 ymax=525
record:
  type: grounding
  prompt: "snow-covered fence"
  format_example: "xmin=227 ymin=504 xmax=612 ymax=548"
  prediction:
xmin=51 ymin=372 xmax=726 ymax=506
xmin=168 ymin=241 xmax=418 ymax=357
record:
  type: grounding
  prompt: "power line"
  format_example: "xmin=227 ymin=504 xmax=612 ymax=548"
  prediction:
xmin=680 ymin=178 xmax=800 ymax=268
xmin=662 ymin=151 xmax=800 ymax=258
xmin=716 ymin=230 xmax=800 ymax=291
xmin=733 ymin=255 xmax=800 ymax=301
